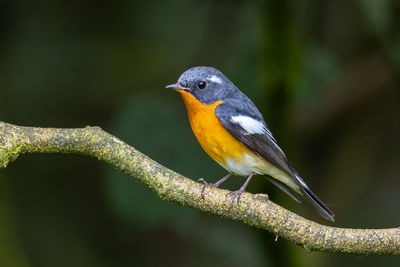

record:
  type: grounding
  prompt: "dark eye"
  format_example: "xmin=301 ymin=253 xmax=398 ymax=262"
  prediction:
xmin=197 ymin=81 xmax=206 ymax=89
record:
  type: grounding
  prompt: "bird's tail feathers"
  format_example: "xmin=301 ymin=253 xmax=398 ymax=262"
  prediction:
xmin=265 ymin=169 xmax=335 ymax=222
xmin=265 ymin=176 xmax=302 ymax=203
xmin=295 ymin=173 xmax=335 ymax=222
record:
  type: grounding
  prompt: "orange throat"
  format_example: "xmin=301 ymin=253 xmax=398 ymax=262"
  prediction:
xmin=177 ymin=90 xmax=249 ymax=166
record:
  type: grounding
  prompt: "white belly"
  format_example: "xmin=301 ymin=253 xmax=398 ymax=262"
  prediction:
xmin=219 ymin=152 xmax=299 ymax=190
xmin=219 ymin=153 xmax=264 ymax=176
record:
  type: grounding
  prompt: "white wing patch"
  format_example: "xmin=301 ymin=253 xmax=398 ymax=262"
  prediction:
xmin=207 ymin=75 xmax=222 ymax=84
xmin=231 ymin=115 xmax=267 ymax=135
xmin=231 ymin=115 xmax=286 ymax=156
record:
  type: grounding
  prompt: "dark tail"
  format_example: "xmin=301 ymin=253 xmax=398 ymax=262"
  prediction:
xmin=265 ymin=170 xmax=335 ymax=222
xmin=300 ymin=183 xmax=335 ymax=222
xmin=289 ymin=164 xmax=335 ymax=222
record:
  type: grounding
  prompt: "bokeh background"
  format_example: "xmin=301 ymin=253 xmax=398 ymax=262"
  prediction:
xmin=1 ymin=0 xmax=400 ymax=266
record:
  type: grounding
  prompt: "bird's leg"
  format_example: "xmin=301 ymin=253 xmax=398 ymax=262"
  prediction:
xmin=227 ymin=172 xmax=255 ymax=208
xmin=198 ymin=173 xmax=232 ymax=196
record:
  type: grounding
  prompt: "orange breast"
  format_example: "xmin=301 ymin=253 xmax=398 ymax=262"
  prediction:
xmin=178 ymin=90 xmax=249 ymax=165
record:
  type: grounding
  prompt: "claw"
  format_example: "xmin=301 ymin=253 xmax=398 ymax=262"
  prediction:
xmin=198 ymin=178 xmax=211 ymax=196
xmin=198 ymin=178 xmax=208 ymax=184
xmin=227 ymin=190 xmax=244 ymax=209
xmin=226 ymin=172 xmax=255 ymax=209
xmin=197 ymin=173 xmax=233 ymax=197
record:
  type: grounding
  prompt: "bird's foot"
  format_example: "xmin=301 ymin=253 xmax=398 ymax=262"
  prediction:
xmin=226 ymin=172 xmax=255 ymax=209
xmin=227 ymin=189 xmax=245 ymax=209
xmin=198 ymin=178 xmax=217 ymax=197
xmin=198 ymin=173 xmax=232 ymax=197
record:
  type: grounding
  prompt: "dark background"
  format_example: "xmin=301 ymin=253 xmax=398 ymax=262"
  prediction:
xmin=1 ymin=0 xmax=400 ymax=266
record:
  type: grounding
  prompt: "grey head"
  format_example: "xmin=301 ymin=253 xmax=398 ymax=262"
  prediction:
xmin=166 ymin=66 xmax=239 ymax=104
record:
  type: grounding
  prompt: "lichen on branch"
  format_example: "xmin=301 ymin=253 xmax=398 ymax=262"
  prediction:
xmin=0 ymin=121 xmax=399 ymax=255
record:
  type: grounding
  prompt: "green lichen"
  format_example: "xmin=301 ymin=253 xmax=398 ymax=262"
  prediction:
xmin=0 ymin=143 xmax=24 ymax=169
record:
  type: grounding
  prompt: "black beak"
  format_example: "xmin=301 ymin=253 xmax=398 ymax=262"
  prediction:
xmin=165 ymin=83 xmax=190 ymax=91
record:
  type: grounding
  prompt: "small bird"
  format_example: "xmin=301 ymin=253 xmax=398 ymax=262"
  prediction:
xmin=166 ymin=66 xmax=334 ymax=221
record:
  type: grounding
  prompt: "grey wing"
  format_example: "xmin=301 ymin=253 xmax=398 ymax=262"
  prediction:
xmin=214 ymin=96 xmax=296 ymax=179
xmin=214 ymin=96 xmax=335 ymax=221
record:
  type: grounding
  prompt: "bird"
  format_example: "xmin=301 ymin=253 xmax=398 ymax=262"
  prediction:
xmin=166 ymin=66 xmax=334 ymax=221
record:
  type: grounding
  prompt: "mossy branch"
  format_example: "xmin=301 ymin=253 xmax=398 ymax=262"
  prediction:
xmin=0 ymin=121 xmax=399 ymax=255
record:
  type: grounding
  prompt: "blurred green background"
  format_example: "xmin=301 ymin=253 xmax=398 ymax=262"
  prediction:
xmin=1 ymin=0 xmax=400 ymax=266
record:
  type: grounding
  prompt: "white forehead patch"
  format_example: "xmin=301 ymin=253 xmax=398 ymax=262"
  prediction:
xmin=231 ymin=115 xmax=267 ymax=135
xmin=207 ymin=75 xmax=222 ymax=84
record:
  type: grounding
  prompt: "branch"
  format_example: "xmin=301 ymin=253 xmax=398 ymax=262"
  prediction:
xmin=0 ymin=121 xmax=399 ymax=255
